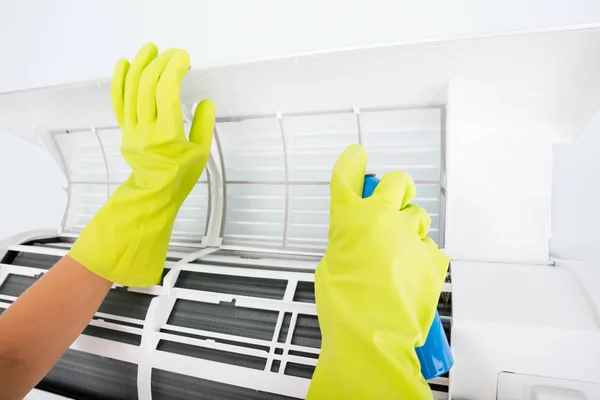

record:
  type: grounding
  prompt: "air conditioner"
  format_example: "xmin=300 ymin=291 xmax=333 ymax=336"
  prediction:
xmin=1 ymin=25 xmax=600 ymax=400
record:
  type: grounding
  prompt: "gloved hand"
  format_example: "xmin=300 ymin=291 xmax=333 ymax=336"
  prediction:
xmin=307 ymin=144 xmax=449 ymax=399
xmin=69 ymin=43 xmax=215 ymax=287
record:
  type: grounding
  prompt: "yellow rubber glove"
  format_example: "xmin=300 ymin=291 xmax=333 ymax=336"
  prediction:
xmin=69 ymin=43 xmax=215 ymax=287
xmin=307 ymin=145 xmax=449 ymax=399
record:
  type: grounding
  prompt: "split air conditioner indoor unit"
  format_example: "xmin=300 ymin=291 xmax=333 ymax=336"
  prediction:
xmin=1 ymin=25 xmax=600 ymax=400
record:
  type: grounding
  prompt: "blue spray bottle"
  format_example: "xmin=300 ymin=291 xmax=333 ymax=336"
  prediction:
xmin=363 ymin=173 xmax=453 ymax=380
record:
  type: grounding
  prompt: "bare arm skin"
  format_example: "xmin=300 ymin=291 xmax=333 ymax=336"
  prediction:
xmin=0 ymin=256 xmax=112 ymax=399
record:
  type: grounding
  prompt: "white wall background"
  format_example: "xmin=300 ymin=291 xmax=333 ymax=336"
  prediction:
xmin=550 ymin=110 xmax=600 ymax=324
xmin=1 ymin=0 xmax=600 ymax=93
xmin=0 ymin=131 xmax=65 ymax=240
xmin=551 ymin=109 xmax=600 ymax=262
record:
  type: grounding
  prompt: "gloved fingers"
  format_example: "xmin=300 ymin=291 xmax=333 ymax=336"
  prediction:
xmin=111 ymin=59 xmax=130 ymax=129
xmin=330 ymin=144 xmax=367 ymax=206
xmin=189 ymin=100 xmax=215 ymax=153
xmin=401 ymin=204 xmax=431 ymax=239
xmin=372 ymin=171 xmax=416 ymax=211
xmin=124 ymin=42 xmax=158 ymax=127
xmin=137 ymin=48 xmax=177 ymax=125
xmin=157 ymin=49 xmax=190 ymax=139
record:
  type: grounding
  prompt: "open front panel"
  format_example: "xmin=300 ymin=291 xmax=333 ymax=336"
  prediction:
xmin=0 ymin=239 xmax=451 ymax=399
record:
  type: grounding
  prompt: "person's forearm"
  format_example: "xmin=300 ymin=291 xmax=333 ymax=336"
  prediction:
xmin=0 ymin=255 xmax=112 ymax=399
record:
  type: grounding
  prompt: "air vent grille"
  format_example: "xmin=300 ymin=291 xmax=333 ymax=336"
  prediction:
xmin=1 ymin=235 xmax=451 ymax=398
